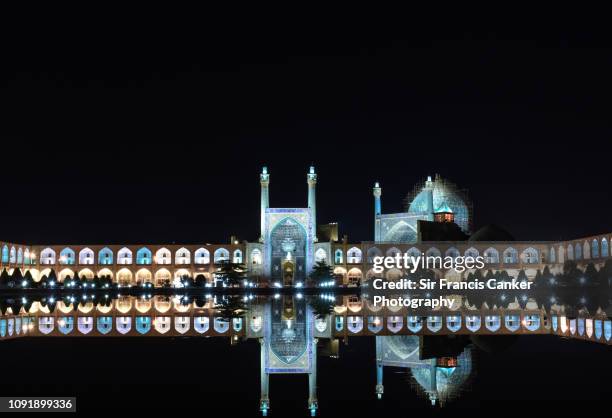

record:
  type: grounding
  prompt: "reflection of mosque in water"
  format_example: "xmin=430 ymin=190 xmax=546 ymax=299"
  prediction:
xmin=1 ymin=294 xmax=610 ymax=415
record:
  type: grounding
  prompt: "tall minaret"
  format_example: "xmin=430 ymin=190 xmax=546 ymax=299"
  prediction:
xmin=307 ymin=166 xmax=317 ymax=240
xmin=260 ymin=166 xmax=270 ymax=242
xmin=373 ymin=182 xmax=382 ymax=241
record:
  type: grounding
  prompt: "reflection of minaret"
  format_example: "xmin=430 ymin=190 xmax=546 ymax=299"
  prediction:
xmin=307 ymin=166 xmax=317 ymax=241
xmin=259 ymin=298 xmax=319 ymax=416
xmin=259 ymin=338 xmax=270 ymax=415
xmin=373 ymin=182 xmax=382 ymax=242
xmin=260 ymin=167 xmax=270 ymax=242
xmin=308 ymin=338 xmax=318 ymax=416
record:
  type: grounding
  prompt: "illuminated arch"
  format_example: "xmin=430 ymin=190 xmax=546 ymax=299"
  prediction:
xmin=97 ymin=268 xmax=113 ymax=280
xmin=175 ymin=248 xmax=191 ymax=265
xmin=155 ymin=268 xmax=172 ymax=287
xmin=79 ymin=248 xmax=95 ymax=265
xmin=40 ymin=248 xmax=56 ymax=265
xmin=503 ymin=247 xmax=518 ymax=264
xmin=194 ymin=248 xmax=210 ymax=264
xmin=465 ymin=247 xmax=479 ymax=258
xmin=366 ymin=247 xmax=382 ymax=263
xmin=9 ymin=247 xmax=16 ymax=263
xmin=233 ymin=249 xmax=243 ymax=264
xmin=155 ymin=247 xmax=171 ymax=265
xmin=78 ymin=268 xmax=95 ymax=279
xmin=520 ymin=247 xmax=539 ymax=264
xmin=17 ymin=248 xmax=23 ymax=264
xmin=59 ymin=268 xmax=75 ymax=282
xmin=483 ymin=247 xmax=499 ymax=263
xmin=347 ymin=268 xmax=363 ymax=284
xmin=116 ymin=268 xmax=133 ymax=286
xmin=136 ymin=247 xmax=152 ymax=265
xmin=592 ymin=239 xmax=600 ymax=258
xmin=59 ymin=248 xmax=75 ymax=265
xmin=117 ymin=247 xmax=132 ymax=264
xmin=347 ymin=247 xmax=362 ymax=263
xmin=583 ymin=241 xmax=591 ymax=259
xmin=214 ymin=248 xmax=229 ymax=263
xmin=334 ymin=249 xmax=343 ymax=264
xmin=98 ymin=247 xmax=114 ymax=265
xmin=315 ymin=248 xmax=327 ymax=263
xmin=1 ymin=245 xmax=9 ymax=263
xmin=250 ymin=249 xmax=262 ymax=265
xmin=136 ymin=268 xmax=152 ymax=284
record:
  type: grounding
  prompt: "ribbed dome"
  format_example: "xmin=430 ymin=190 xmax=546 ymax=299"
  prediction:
xmin=469 ymin=224 xmax=514 ymax=242
xmin=407 ymin=175 xmax=471 ymax=234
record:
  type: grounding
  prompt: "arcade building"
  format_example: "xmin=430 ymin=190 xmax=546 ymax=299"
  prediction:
xmin=1 ymin=167 xmax=611 ymax=286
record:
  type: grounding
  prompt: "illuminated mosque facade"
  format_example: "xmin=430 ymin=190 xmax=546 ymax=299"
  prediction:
xmin=1 ymin=166 xmax=612 ymax=287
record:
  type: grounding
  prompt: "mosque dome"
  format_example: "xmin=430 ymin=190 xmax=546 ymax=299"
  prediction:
xmin=469 ymin=224 xmax=515 ymax=242
xmin=406 ymin=175 xmax=471 ymax=234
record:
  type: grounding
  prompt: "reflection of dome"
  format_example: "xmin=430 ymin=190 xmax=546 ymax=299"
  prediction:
xmin=469 ymin=224 xmax=514 ymax=242
xmin=385 ymin=336 xmax=420 ymax=360
xmin=406 ymin=175 xmax=471 ymax=233
xmin=411 ymin=347 xmax=473 ymax=406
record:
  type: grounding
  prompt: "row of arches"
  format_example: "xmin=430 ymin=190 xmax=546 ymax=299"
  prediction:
xmin=551 ymin=238 xmax=610 ymax=263
xmin=338 ymin=313 xmax=543 ymax=334
xmin=362 ymin=246 xmax=541 ymax=264
xmin=0 ymin=246 xmax=32 ymax=265
xmin=24 ymin=268 xmax=211 ymax=287
xmin=31 ymin=247 xmax=242 ymax=266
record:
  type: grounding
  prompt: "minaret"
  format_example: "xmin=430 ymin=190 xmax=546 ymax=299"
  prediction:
xmin=373 ymin=182 xmax=382 ymax=241
xmin=425 ymin=175 xmax=434 ymax=222
xmin=307 ymin=166 xmax=317 ymax=240
xmin=260 ymin=167 xmax=270 ymax=242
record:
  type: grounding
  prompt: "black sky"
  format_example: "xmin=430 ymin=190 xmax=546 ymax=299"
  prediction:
xmin=1 ymin=25 xmax=611 ymax=244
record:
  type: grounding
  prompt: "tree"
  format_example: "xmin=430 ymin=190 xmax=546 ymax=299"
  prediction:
xmin=310 ymin=260 xmax=334 ymax=286
xmin=0 ymin=269 xmax=10 ymax=288
xmin=215 ymin=261 xmax=247 ymax=287
xmin=47 ymin=269 xmax=58 ymax=287
xmin=195 ymin=274 xmax=208 ymax=288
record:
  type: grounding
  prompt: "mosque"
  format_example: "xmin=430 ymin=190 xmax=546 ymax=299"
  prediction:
xmin=1 ymin=167 xmax=611 ymax=287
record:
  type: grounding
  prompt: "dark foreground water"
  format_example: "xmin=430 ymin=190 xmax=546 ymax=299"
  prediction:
xmin=0 ymin=293 xmax=610 ymax=415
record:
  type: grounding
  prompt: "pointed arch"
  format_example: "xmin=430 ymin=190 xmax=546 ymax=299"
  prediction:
xmin=155 ymin=268 xmax=172 ymax=287
xmin=155 ymin=247 xmax=171 ymax=265
xmin=117 ymin=247 xmax=132 ymax=264
xmin=213 ymin=248 xmax=229 ymax=263
xmin=59 ymin=248 xmax=75 ymax=265
xmin=136 ymin=268 xmax=152 ymax=284
xmin=117 ymin=268 xmax=133 ymax=286
xmin=79 ymin=248 xmax=95 ymax=265
xmin=194 ymin=248 xmax=210 ymax=264
xmin=98 ymin=247 xmax=114 ymax=265
xmin=347 ymin=247 xmax=362 ymax=263
xmin=136 ymin=247 xmax=152 ymax=265
xmin=175 ymin=247 xmax=191 ymax=265
xmin=334 ymin=248 xmax=343 ymax=264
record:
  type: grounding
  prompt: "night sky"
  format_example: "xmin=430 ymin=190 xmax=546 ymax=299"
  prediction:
xmin=2 ymin=27 xmax=611 ymax=245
